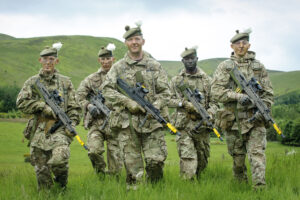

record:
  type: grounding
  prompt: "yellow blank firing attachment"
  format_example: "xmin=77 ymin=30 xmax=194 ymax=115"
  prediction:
xmin=273 ymin=123 xmax=284 ymax=138
xmin=166 ymin=123 xmax=181 ymax=136
xmin=75 ymin=135 xmax=89 ymax=150
xmin=213 ymin=128 xmax=223 ymax=141
xmin=235 ymin=88 xmax=242 ymax=93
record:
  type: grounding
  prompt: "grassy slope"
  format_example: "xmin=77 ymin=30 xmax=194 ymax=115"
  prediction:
xmin=0 ymin=121 xmax=299 ymax=200
xmin=0 ymin=35 xmax=127 ymax=87
xmin=269 ymin=71 xmax=300 ymax=96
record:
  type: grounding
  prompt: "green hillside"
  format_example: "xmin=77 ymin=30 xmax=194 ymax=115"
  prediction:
xmin=0 ymin=35 xmax=127 ymax=87
xmin=0 ymin=33 xmax=15 ymax=40
xmin=0 ymin=34 xmax=299 ymax=96
xmin=269 ymin=71 xmax=300 ymax=96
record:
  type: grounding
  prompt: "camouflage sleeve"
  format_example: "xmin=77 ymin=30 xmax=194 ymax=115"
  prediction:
xmin=259 ymin=63 xmax=274 ymax=108
xmin=66 ymin=80 xmax=81 ymax=124
xmin=76 ymin=77 xmax=92 ymax=111
xmin=168 ymin=76 xmax=182 ymax=108
xmin=101 ymin=64 xmax=131 ymax=108
xmin=16 ymin=77 xmax=46 ymax=114
xmin=152 ymin=66 xmax=171 ymax=109
xmin=211 ymin=62 xmax=238 ymax=103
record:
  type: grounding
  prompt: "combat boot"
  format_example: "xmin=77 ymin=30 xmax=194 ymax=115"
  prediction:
xmin=54 ymin=173 xmax=68 ymax=190
xmin=146 ymin=162 xmax=164 ymax=183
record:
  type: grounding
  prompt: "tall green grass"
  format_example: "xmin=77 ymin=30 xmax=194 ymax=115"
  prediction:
xmin=0 ymin=121 xmax=299 ymax=200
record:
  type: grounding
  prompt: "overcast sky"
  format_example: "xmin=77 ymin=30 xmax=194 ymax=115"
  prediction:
xmin=1 ymin=0 xmax=299 ymax=71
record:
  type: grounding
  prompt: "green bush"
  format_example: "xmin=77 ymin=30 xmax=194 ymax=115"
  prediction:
xmin=0 ymin=85 xmax=20 ymax=112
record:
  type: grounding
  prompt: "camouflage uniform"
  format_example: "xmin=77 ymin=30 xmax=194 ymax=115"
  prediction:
xmin=76 ymin=67 xmax=123 ymax=175
xmin=169 ymin=68 xmax=217 ymax=179
xmin=17 ymin=69 xmax=80 ymax=190
xmin=102 ymin=51 xmax=169 ymax=185
xmin=211 ymin=51 xmax=273 ymax=186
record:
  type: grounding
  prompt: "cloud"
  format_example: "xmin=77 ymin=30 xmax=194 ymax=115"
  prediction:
xmin=0 ymin=0 xmax=299 ymax=71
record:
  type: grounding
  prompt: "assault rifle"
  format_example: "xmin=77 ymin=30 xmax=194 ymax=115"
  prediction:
xmin=117 ymin=78 xmax=181 ymax=136
xmin=183 ymin=87 xmax=223 ymax=141
xmin=230 ymin=65 xmax=284 ymax=137
xmin=35 ymin=79 xmax=89 ymax=150
xmin=89 ymin=90 xmax=111 ymax=130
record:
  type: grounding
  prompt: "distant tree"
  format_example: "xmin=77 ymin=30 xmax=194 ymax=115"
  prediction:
xmin=291 ymin=118 xmax=300 ymax=145
xmin=0 ymin=85 xmax=20 ymax=112
xmin=281 ymin=120 xmax=293 ymax=145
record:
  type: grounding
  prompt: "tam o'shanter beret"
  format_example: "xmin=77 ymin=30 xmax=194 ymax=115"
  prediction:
xmin=98 ymin=43 xmax=116 ymax=57
xmin=181 ymin=46 xmax=198 ymax=58
xmin=123 ymin=21 xmax=143 ymax=39
xmin=40 ymin=42 xmax=63 ymax=57
xmin=230 ymin=28 xmax=252 ymax=43
xmin=40 ymin=47 xmax=57 ymax=57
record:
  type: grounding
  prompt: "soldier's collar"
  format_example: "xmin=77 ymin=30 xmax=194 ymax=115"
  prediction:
xmin=180 ymin=67 xmax=202 ymax=77
xmin=231 ymin=51 xmax=256 ymax=63
xmin=125 ymin=51 xmax=147 ymax=66
xmin=39 ymin=69 xmax=59 ymax=79
xmin=97 ymin=67 xmax=108 ymax=74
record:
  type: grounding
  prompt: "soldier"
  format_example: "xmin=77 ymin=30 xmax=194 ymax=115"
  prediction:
xmin=16 ymin=43 xmax=80 ymax=191
xmin=76 ymin=43 xmax=123 ymax=177
xmin=211 ymin=29 xmax=273 ymax=189
xmin=101 ymin=23 xmax=169 ymax=189
xmin=169 ymin=47 xmax=217 ymax=180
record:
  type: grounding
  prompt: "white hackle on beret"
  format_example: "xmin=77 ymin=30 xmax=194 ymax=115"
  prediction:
xmin=52 ymin=42 xmax=63 ymax=51
xmin=191 ymin=45 xmax=198 ymax=50
xmin=135 ymin=20 xmax=142 ymax=28
xmin=106 ymin=43 xmax=116 ymax=51
xmin=242 ymin=28 xmax=252 ymax=34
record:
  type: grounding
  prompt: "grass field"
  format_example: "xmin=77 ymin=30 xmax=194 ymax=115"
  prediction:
xmin=0 ymin=121 xmax=299 ymax=200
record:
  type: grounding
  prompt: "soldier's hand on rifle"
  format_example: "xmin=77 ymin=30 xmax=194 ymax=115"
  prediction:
xmin=183 ymin=101 xmax=197 ymax=113
xmin=249 ymin=111 xmax=264 ymax=123
xmin=126 ymin=99 xmax=146 ymax=114
xmin=42 ymin=105 xmax=57 ymax=119
xmin=87 ymin=104 xmax=100 ymax=118
xmin=237 ymin=94 xmax=252 ymax=106
xmin=65 ymin=121 xmax=77 ymax=137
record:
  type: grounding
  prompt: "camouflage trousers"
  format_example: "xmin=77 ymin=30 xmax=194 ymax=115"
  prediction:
xmin=225 ymin=125 xmax=267 ymax=186
xmin=176 ymin=129 xmax=210 ymax=180
xmin=87 ymin=125 xmax=123 ymax=176
xmin=117 ymin=127 xmax=167 ymax=185
xmin=30 ymin=145 xmax=70 ymax=190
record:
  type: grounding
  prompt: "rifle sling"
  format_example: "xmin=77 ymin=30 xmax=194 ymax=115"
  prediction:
xmin=229 ymin=63 xmax=243 ymax=135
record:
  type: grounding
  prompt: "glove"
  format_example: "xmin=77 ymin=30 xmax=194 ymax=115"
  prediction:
xmin=42 ymin=105 xmax=57 ymax=119
xmin=249 ymin=111 xmax=264 ymax=123
xmin=66 ymin=121 xmax=77 ymax=137
xmin=237 ymin=94 xmax=252 ymax=106
xmin=125 ymin=99 xmax=145 ymax=114
xmin=206 ymin=111 xmax=214 ymax=125
xmin=87 ymin=104 xmax=100 ymax=118
xmin=183 ymin=101 xmax=197 ymax=113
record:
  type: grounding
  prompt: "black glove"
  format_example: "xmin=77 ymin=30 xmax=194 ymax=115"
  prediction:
xmin=249 ymin=111 xmax=264 ymax=123
xmin=238 ymin=95 xmax=252 ymax=106
xmin=87 ymin=104 xmax=100 ymax=118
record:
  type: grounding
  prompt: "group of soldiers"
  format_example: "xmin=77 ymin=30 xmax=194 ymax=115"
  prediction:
xmin=16 ymin=23 xmax=273 ymax=192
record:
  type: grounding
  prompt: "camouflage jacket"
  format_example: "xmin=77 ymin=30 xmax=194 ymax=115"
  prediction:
xmin=16 ymin=69 xmax=80 ymax=150
xmin=76 ymin=67 xmax=110 ymax=130
xmin=211 ymin=51 xmax=273 ymax=133
xmin=101 ymin=51 xmax=171 ymax=133
xmin=169 ymin=67 xmax=218 ymax=131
